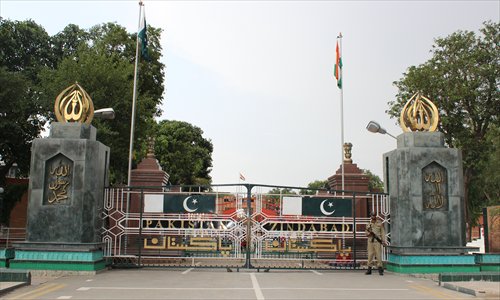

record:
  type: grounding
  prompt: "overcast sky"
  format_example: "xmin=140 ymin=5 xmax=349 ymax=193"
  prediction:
xmin=1 ymin=0 xmax=498 ymax=188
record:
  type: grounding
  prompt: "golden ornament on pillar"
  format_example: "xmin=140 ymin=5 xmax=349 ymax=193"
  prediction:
xmin=400 ymin=93 xmax=439 ymax=132
xmin=54 ymin=82 xmax=94 ymax=124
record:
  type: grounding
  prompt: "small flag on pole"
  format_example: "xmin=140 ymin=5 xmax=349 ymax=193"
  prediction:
xmin=138 ymin=4 xmax=149 ymax=61
xmin=239 ymin=173 xmax=246 ymax=181
xmin=334 ymin=40 xmax=342 ymax=89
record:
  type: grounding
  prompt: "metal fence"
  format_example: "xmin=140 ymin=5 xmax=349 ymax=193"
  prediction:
xmin=101 ymin=184 xmax=390 ymax=270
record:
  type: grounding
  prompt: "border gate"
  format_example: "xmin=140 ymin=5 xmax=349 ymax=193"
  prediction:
xmin=102 ymin=184 xmax=390 ymax=270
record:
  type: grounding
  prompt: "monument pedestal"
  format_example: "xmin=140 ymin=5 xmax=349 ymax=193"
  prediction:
xmin=383 ymin=132 xmax=478 ymax=273
xmin=10 ymin=123 xmax=110 ymax=273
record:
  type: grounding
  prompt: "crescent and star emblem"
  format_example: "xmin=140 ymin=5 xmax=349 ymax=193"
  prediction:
xmin=319 ymin=199 xmax=335 ymax=216
xmin=183 ymin=196 xmax=199 ymax=213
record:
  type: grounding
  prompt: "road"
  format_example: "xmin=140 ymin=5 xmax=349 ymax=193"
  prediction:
xmin=1 ymin=268 xmax=479 ymax=300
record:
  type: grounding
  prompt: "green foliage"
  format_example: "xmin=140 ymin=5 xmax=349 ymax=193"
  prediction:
xmin=388 ymin=21 xmax=500 ymax=227
xmin=268 ymin=188 xmax=297 ymax=200
xmin=363 ymin=170 xmax=384 ymax=192
xmin=300 ymin=180 xmax=329 ymax=195
xmin=154 ymin=120 xmax=213 ymax=185
xmin=0 ymin=183 xmax=28 ymax=225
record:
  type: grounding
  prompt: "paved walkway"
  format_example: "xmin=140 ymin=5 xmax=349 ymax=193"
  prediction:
xmin=1 ymin=269 xmax=498 ymax=299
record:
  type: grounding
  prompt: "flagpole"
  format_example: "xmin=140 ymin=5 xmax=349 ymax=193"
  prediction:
xmin=127 ymin=0 xmax=143 ymax=187
xmin=338 ymin=32 xmax=345 ymax=193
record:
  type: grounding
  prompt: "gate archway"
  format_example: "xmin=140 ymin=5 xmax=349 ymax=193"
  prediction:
xmin=101 ymin=184 xmax=390 ymax=270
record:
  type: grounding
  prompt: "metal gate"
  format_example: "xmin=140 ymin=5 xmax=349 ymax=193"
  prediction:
xmin=101 ymin=184 xmax=390 ymax=270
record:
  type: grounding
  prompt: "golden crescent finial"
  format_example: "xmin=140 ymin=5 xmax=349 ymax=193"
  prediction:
xmin=400 ymin=93 xmax=439 ymax=132
xmin=54 ymin=83 xmax=94 ymax=124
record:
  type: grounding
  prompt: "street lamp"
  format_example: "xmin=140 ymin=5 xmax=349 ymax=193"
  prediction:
xmin=94 ymin=108 xmax=115 ymax=120
xmin=366 ymin=121 xmax=397 ymax=139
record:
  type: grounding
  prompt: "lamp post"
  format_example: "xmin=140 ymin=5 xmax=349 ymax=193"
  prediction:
xmin=366 ymin=121 xmax=397 ymax=139
xmin=94 ymin=108 xmax=115 ymax=120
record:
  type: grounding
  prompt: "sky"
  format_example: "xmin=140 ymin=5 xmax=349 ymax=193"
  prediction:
xmin=1 ymin=0 xmax=498 ymax=188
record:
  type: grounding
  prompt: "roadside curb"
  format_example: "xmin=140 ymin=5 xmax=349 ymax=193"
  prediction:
xmin=441 ymin=282 xmax=476 ymax=296
xmin=0 ymin=282 xmax=29 ymax=297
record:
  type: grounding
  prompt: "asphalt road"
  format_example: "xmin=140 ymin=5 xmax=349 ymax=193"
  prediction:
xmin=1 ymin=268 xmax=479 ymax=300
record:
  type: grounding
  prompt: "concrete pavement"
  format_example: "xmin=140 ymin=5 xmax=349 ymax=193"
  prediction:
xmin=1 ymin=268 xmax=498 ymax=299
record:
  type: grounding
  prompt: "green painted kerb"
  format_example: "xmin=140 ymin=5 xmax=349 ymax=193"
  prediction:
xmin=388 ymin=253 xmax=476 ymax=265
xmin=386 ymin=263 xmax=480 ymax=274
xmin=14 ymin=250 xmax=103 ymax=262
xmin=9 ymin=259 xmax=106 ymax=271
xmin=0 ymin=248 xmax=15 ymax=259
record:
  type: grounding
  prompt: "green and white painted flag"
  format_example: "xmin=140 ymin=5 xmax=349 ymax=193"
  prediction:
xmin=143 ymin=194 xmax=216 ymax=214
xmin=282 ymin=196 xmax=352 ymax=217
xmin=138 ymin=7 xmax=149 ymax=61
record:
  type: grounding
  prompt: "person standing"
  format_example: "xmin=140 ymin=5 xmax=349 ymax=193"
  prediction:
xmin=365 ymin=212 xmax=386 ymax=275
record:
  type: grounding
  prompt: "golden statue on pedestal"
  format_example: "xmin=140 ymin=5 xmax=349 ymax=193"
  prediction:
xmin=54 ymin=82 xmax=94 ymax=124
xmin=400 ymin=93 xmax=439 ymax=132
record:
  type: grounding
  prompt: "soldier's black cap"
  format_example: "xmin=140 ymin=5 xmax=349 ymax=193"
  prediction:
xmin=370 ymin=212 xmax=377 ymax=217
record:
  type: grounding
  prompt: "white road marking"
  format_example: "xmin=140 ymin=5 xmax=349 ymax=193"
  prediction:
xmin=57 ymin=296 xmax=73 ymax=299
xmin=85 ymin=279 xmax=93 ymax=282
xmin=74 ymin=286 xmax=408 ymax=291
xmin=310 ymin=270 xmax=323 ymax=275
xmin=250 ymin=273 xmax=265 ymax=300
xmin=182 ymin=262 xmax=201 ymax=274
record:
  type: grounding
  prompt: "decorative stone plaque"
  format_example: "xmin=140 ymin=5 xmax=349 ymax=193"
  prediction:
xmin=422 ymin=161 xmax=448 ymax=210
xmin=43 ymin=153 xmax=74 ymax=205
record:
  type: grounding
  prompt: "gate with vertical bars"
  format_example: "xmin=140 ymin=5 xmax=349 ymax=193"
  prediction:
xmin=101 ymin=184 xmax=390 ymax=270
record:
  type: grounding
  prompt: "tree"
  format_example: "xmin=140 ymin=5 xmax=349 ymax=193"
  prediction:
xmin=38 ymin=22 xmax=165 ymax=184
xmin=388 ymin=21 xmax=500 ymax=236
xmin=363 ymin=170 xmax=384 ymax=192
xmin=300 ymin=180 xmax=329 ymax=195
xmin=0 ymin=19 xmax=55 ymax=183
xmin=154 ymin=120 xmax=213 ymax=185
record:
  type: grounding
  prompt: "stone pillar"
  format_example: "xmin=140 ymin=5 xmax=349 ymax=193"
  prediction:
xmin=384 ymin=132 xmax=478 ymax=273
xmin=11 ymin=123 xmax=110 ymax=273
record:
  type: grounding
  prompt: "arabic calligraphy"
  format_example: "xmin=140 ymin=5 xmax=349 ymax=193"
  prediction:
xmin=264 ymin=238 xmax=351 ymax=254
xmin=423 ymin=170 xmax=446 ymax=209
xmin=47 ymin=162 xmax=72 ymax=204
xmin=54 ymin=83 xmax=94 ymax=124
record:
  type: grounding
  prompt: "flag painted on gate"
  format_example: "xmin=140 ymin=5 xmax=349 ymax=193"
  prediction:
xmin=138 ymin=5 xmax=149 ymax=61
xmin=163 ymin=194 xmax=216 ymax=214
xmin=282 ymin=196 xmax=352 ymax=217
xmin=334 ymin=40 xmax=342 ymax=89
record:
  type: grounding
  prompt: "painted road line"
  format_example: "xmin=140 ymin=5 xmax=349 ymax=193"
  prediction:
xmin=57 ymin=296 xmax=73 ymax=299
xmin=250 ymin=273 xmax=265 ymax=300
xmin=10 ymin=283 xmax=65 ymax=300
xmin=410 ymin=284 xmax=456 ymax=299
xmin=9 ymin=283 xmax=57 ymax=300
xmin=73 ymin=286 xmax=408 ymax=291
xmin=182 ymin=262 xmax=201 ymax=274
xmin=76 ymin=287 xmax=253 ymax=290
xmin=310 ymin=270 xmax=323 ymax=275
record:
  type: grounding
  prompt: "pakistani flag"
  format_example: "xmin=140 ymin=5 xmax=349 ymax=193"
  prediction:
xmin=282 ymin=196 xmax=352 ymax=217
xmin=334 ymin=40 xmax=342 ymax=89
xmin=138 ymin=6 xmax=149 ymax=61
xmin=144 ymin=194 xmax=216 ymax=214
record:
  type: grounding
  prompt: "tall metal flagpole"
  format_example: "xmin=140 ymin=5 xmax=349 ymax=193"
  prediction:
xmin=127 ymin=1 xmax=143 ymax=187
xmin=338 ymin=33 xmax=345 ymax=192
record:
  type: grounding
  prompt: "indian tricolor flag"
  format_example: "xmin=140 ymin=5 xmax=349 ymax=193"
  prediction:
xmin=334 ymin=40 xmax=342 ymax=89
xmin=282 ymin=196 xmax=352 ymax=217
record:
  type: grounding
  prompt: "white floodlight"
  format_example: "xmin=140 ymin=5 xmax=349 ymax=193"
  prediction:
xmin=366 ymin=121 xmax=397 ymax=139
xmin=94 ymin=108 xmax=115 ymax=120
